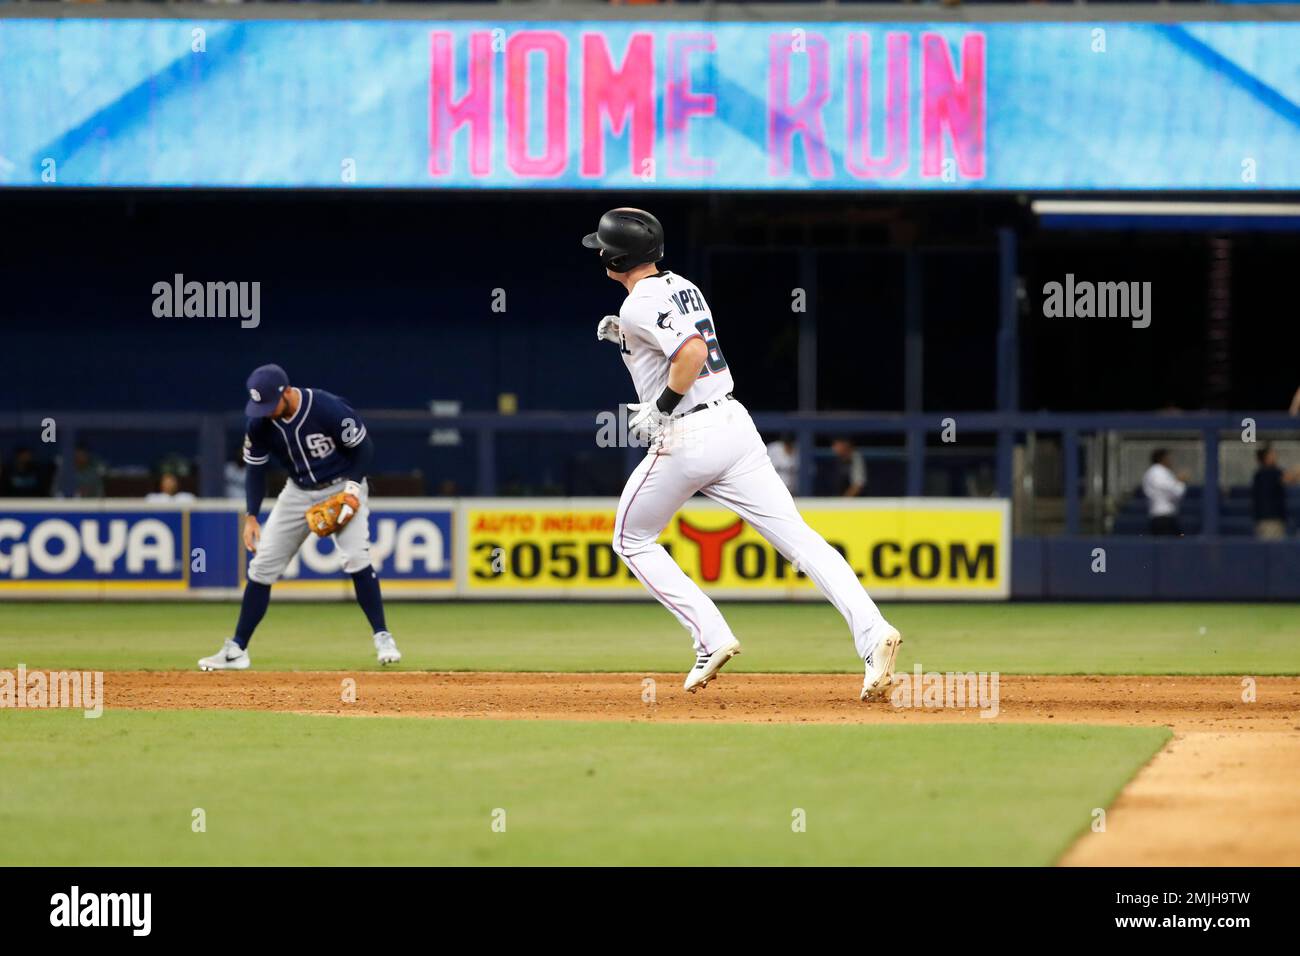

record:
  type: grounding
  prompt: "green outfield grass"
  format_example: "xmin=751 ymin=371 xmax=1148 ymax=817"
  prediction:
xmin=0 ymin=709 xmax=1168 ymax=866
xmin=1 ymin=601 xmax=1297 ymax=674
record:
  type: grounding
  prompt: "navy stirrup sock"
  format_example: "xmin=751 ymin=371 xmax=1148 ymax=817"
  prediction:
xmin=351 ymin=567 xmax=388 ymax=634
xmin=233 ymin=581 xmax=272 ymax=649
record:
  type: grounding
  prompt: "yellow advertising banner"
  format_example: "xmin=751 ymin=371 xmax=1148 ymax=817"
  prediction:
xmin=462 ymin=498 xmax=1009 ymax=600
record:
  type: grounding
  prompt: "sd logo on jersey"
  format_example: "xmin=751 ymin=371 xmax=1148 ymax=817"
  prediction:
xmin=305 ymin=433 xmax=336 ymax=459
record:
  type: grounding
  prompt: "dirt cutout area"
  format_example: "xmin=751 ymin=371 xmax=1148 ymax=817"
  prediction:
xmin=105 ymin=671 xmax=1300 ymax=865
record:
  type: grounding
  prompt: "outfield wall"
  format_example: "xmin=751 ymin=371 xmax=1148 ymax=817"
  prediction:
xmin=0 ymin=498 xmax=1008 ymax=601
xmin=1011 ymin=537 xmax=1300 ymax=601
xmin=3 ymin=497 xmax=1297 ymax=601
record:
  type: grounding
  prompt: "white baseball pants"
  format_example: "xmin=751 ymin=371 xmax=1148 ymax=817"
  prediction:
xmin=248 ymin=477 xmax=373 ymax=585
xmin=612 ymin=400 xmax=889 ymax=659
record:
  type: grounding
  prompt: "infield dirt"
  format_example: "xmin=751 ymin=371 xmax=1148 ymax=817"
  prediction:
xmin=98 ymin=671 xmax=1300 ymax=866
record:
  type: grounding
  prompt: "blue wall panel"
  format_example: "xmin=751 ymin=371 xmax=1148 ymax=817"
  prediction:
xmin=1015 ymin=536 xmax=1300 ymax=600
xmin=1042 ymin=538 xmax=1156 ymax=600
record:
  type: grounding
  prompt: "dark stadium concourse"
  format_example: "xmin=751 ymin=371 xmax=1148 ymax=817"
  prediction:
xmin=5 ymin=189 xmax=1300 ymax=506
xmin=7 ymin=189 xmax=1298 ymax=419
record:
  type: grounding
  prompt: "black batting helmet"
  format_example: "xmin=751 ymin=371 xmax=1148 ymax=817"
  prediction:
xmin=582 ymin=208 xmax=664 ymax=273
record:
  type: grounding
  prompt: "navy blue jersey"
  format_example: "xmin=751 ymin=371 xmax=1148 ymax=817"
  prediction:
xmin=243 ymin=388 xmax=369 ymax=488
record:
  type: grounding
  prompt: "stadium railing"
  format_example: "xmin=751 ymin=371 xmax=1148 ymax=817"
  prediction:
xmin=6 ymin=409 xmax=1297 ymax=538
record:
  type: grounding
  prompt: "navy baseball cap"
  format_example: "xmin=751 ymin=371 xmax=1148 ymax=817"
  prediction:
xmin=245 ymin=364 xmax=289 ymax=417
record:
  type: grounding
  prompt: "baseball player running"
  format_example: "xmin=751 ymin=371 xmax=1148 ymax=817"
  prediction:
xmin=585 ymin=208 xmax=902 ymax=699
xmin=198 ymin=363 xmax=401 ymax=670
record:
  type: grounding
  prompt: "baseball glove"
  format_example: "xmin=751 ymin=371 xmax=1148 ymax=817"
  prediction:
xmin=305 ymin=481 xmax=361 ymax=537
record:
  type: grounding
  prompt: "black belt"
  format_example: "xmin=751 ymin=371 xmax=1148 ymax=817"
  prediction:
xmin=678 ymin=392 xmax=734 ymax=418
xmin=297 ymin=477 xmax=347 ymax=492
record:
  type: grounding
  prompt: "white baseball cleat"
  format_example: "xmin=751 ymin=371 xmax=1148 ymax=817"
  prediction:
xmin=683 ymin=637 xmax=741 ymax=693
xmin=860 ymin=626 xmax=903 ymax=701
xmin=198 ymin=639 xmax=250 ymax=672
xmin=374 ymin=631 xmax=402 ymax=665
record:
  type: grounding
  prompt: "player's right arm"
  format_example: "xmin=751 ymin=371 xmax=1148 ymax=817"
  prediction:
xmin=665 ymin=336 xmax=707 ymax=398
xmin=242 ymin=419 xmax=272 ymax=552
xmin=620 ymin=301 xmax=708 ymax=443
xmin=625 ymin=299 xmax=706 ymax=413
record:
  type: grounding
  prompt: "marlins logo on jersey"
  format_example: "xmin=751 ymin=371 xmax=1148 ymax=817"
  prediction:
xmin=617 ymin=271 xmax=733 ymax=414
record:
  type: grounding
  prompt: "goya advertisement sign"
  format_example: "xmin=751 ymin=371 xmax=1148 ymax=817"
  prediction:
xmin=0 ymin=501 xmax=453 ymax=598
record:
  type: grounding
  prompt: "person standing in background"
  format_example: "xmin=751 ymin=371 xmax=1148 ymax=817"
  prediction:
xmin=145 ymin=472 xmax=197 ymax=504
xmin=72 ymin=445 xmax=106 ymax=498
xmin=1251 ymin=445 xmax=1300 ymax=540
xmin=2 ymin=447 xmax=52 ymax=497
xmin=830 ymin=438 xmax=867 ymax=498
xmin=765 ymin=432 xmax=799 ymax=495
xmin=1141 ymin=448 xmax=1188 ymax=536
xmin=224 ymin=447 xmax=247 ymax=500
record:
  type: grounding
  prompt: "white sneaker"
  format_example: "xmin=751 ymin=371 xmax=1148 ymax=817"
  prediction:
xmin=198 ymin=639 xmax=250 ymax=672
xmin=860 ymin=626 xmax=902 ymax=701
xmin=683 ymin=637 xmax=741 ymax=693
xmin=374 ymin=631 xmax=402 ymax=665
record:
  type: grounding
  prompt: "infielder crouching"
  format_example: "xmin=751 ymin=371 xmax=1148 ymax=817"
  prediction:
xmin=198 ymin=363 xmax=401 ymax=670
xmin=584 ymin=208 xmax=902 ymax=699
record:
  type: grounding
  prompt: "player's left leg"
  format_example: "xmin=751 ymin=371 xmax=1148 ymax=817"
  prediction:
xmin=701 ymin=408 xmax=901 ymax=698
xmin=333 ymin=479 xmax=400 ymax=665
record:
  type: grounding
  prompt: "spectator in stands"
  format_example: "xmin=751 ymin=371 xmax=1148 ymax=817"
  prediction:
xmin=145 ymin=472 xmax=197 ymax=504
xmin=2 ymin=446 xmax=53 ymax=497
xmin=830 ymin=438 xmax=867 ymax=498
xmin=72 ymin=445 xmax=106 ymax=498
xmin=1251 ymin=445 xmax=1300 ymax=540
xmin=1141 ymin=448 xmax=1187 ymax=536
xmin=224 ymin=447 xmax=246 ymax=500
xmin=766 ymin=432 xmax=799 ymax=495
xmin=157 ymin=453 xmax=193 ymax=481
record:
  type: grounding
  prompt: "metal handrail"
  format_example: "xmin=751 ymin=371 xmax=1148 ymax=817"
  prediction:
xmin=8 ymin=408 xmax=1297 ymax=533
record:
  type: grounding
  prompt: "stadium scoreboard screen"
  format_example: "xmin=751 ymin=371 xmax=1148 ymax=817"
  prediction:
xmin=2 ymin=18 xmax=1298 ymax=189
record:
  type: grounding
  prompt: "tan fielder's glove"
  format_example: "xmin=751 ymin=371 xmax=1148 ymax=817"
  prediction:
xmin=305 ymin=481 xmax=362 ymax=537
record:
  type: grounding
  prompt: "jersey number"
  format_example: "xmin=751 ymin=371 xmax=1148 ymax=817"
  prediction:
xmin=695 ymin=318 xmax=728 ymax=377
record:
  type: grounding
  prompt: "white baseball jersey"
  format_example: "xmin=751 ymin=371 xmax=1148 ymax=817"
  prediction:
xmin=617 ymin=271 xmax=734 ymax=413
xmin=605 ymin=268 xmax=892 ymax=669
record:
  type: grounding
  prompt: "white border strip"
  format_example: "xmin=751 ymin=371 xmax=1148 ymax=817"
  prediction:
xmin=3 ymin=6 xmax=1296 ymax=25
xmin=1031 ymin=200 xmax=1300 ymax=218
